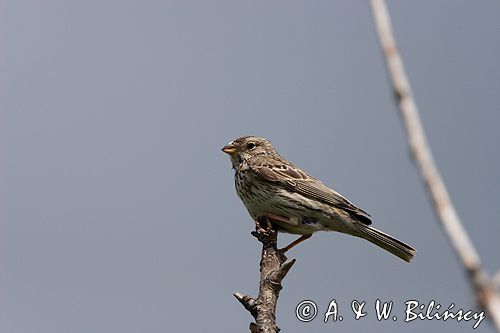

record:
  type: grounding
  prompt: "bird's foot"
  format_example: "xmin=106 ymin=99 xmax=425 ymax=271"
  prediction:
xmin=253 ymin=216 xmax=273 ymax=235
xmin=253 ymin=216 xmax=289 ymax=263
xmin=251 ymin=216 xmax=274 ymax=241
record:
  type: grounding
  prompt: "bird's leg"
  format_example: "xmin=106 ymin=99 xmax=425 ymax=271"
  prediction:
xmin=263 ymin=213 xmax=291 ymax=224
xmin=279 ymin=234 xmax=312 ymax=253
xmin=254 ymin=213 xmax=289 ymax=233
xmin=259 ymin=213 xmax=313 ymax=253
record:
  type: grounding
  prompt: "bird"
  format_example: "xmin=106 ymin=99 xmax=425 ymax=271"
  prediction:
xmin=222 ymin=136 xmax=416 ymax=262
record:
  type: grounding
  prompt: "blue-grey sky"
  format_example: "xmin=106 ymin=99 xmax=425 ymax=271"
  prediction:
xmin=2 ymin=1 xmax=499 ymax=332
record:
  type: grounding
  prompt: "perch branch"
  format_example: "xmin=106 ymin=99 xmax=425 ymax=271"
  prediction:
xmin=234 ymin=217 xmax=296 ymax=333
xmin=369 ymin=0 xmax=500 ymax=331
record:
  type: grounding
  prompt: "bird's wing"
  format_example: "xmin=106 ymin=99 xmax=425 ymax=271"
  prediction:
xmin=251 ymin=162 xmax=372 ymax=225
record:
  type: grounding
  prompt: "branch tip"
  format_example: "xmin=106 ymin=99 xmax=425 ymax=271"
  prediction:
xmin=234 ymin=292 xmax=257 ymax=317
xmin=272 ymin=259 xmax=296 ymax=282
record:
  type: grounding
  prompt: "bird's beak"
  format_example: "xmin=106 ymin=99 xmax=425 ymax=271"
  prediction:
xmin=222 ymin=143 xmax=236 ymax=155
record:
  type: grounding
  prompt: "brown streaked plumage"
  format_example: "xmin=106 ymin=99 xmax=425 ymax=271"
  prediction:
xmin=222 ymin=136 xmax=416 ymax=262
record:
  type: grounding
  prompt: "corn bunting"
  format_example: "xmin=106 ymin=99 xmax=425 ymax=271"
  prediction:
xmin=222 ymin=136 xmax=415 ymax=262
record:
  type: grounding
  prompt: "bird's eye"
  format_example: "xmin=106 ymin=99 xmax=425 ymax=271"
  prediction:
xmin=246 ymin=142 xmax=256 ymax=150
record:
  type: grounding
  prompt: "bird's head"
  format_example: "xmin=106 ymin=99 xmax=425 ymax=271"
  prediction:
xmin=222 ymin=136 xmax=275 ymax=168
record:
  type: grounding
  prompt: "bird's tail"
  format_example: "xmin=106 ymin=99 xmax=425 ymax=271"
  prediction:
xmin=352 ymin=223 xmax=416 ymax=262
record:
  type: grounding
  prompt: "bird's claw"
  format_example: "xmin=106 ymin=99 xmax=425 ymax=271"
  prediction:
xmin=254 ymin=216 xmax=273 ymax=235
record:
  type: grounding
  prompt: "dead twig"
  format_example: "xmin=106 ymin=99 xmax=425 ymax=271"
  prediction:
xmin=234 ymin=217 xmax=296 ymax=333
xmin=369 ymin=0 xmax=500 ymax=331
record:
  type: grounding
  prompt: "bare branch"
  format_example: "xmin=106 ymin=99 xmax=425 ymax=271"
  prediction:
xmin=369 ymin=0 xmax=500 ymax=330
xmin=494 ymin=271 xmax=500 ymax=290
xmin=234 ymin=292 xmax=258 ymax=318
xmin=235 ymin=218 xmax=296 ymax=332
